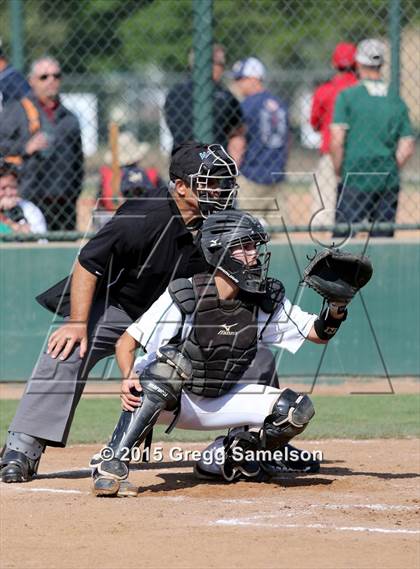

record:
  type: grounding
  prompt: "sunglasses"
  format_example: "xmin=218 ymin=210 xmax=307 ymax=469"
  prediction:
xmin=38 ymin=72 xmax=62 ymax=81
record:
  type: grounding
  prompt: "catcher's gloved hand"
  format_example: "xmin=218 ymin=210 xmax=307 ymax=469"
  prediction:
xmin=302 ymin=248 xmax=373 ymax=304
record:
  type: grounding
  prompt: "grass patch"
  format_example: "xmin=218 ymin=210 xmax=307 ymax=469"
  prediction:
xmin=307 ymin=395 xmax=420 ymax=439
xmin=1 ymin=394 xmax=419 ymax=445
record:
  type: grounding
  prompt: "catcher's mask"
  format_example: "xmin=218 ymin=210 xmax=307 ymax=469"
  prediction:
xmin=200 ymin=210 xmax=271 ymax=294
xmin=170 ymin=142 xmax=238 ymax=218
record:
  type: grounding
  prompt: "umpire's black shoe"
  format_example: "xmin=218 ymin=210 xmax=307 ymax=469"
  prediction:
xmin=261 ymin=443 xmax=321 ymax=476
xmin=0 ymin=450 xmax=35 ymax=483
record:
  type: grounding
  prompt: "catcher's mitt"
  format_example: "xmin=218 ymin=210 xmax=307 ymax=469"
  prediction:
xmin=302 ymin=248 xmax=373 ymax=303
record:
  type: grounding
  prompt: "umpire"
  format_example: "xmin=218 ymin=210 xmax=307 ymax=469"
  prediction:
xmin=1 ymin=142 xmax=280 ymax=483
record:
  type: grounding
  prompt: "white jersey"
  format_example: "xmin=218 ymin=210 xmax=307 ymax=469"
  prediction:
xmin=127 ymin=280 xmax=317 ymax=377
xmin=126 ymin=279 xmax=317 ymax=432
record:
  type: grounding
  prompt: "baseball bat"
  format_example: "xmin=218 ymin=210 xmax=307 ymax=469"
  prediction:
xmin=109 ymin=121 xmax=121 ymax=206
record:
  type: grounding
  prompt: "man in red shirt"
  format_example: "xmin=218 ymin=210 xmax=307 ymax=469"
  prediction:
xmin=310 ymin=43 xmax=357 ymax=228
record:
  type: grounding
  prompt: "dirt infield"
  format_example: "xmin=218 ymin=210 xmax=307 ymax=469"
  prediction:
xmin=1 ymin=377 xmax=419 ymax=399
xmin=1 ymin=439 xmax=419 ymax=569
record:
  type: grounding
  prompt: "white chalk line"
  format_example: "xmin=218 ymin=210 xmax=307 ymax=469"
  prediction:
xmin=1 ymin=486 xmax=87 ymax=495
xmin=2 ymin=484 xmax=418 ymax=517
xmin=2 ymin=485 xmax=419 ymax=536
xmin=213 ymin=519 xmax=420 ymax=535
xmin=221 ymin=501 xmax=419 ymax=511
xmin=320 ymin=503 xmax=418 ymax=512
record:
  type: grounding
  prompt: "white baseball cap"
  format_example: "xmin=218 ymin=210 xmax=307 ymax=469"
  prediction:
xmin=232 ymin=57 xmax=266 ymax=81
xmin=356 ymin=39 xmax=385 ymax=67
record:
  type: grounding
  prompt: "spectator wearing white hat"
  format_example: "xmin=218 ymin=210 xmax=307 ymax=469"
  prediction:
xmin=330 ymin=39 xmax=415 ymax=238
xmin=232 ymin=57 xmax=289 ymax=226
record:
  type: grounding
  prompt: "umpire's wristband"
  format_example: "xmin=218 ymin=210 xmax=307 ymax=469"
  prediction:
xmin=314 ymin=305 xmax=347 ymax=341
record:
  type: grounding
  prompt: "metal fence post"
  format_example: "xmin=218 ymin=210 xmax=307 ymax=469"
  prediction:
xmin=10 ymin=0 xmax=24 ymax=71
xmin=192 ymin=0 xmax=214 ymax=143
xmin=389 ymin=0 xmax=401 ymax=96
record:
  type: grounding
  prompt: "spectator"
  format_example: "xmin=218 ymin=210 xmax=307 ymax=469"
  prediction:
xmin=0 ymin=37 xmax=30 ymax=111
xmin=99 ymin=131 xmax=164 ymax=214
xmin=0 ymin=158 xmax=47 ymax=235
xmin=310 ymin=42 xmax=358 ymax=227
xmin=0 ymin=56 xmax=83 ymax=231
xmin=330 ymin=39 xmax=415 ymax=238
xmin=95 ymin=164 xmax=165 ymax=229
xmin=119 ymin=166 xmax=160 ymax=199
xmin=164 ymin=44 xmax=245 ymax=160
xmin=232 ymin=57 xmax=288 ymax=225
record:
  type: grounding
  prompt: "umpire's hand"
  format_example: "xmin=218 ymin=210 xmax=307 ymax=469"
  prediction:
xmin=47 ymin=322 xmax=88 ymax=360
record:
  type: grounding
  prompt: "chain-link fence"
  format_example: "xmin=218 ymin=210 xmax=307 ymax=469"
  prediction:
xmin=0 ymin=0 xmax=418 ymax=239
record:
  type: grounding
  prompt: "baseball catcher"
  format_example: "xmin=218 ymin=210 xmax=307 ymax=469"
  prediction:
xmin=91 ymin=210 xmax=373 ymax=496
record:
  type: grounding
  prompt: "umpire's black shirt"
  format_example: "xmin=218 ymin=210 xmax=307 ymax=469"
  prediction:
xmin=78 ymin=193 xmax=207 ymax=320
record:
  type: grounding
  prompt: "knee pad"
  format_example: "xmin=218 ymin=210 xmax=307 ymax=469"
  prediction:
xmin=262 ymin=388 xmax=315 ymax=449
xmin=141 ymin=346 xmax=192 ymax=411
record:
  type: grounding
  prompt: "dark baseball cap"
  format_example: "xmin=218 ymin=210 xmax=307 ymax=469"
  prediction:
xmin=169 ymin=142 xmax=212 ymax=182
xmin=120 ymin=166 xmax=155 ymax=196
xmin=0 ymin=157 xmax=19 ymax=178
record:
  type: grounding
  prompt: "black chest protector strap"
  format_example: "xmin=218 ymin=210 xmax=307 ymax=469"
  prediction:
xmin=168 ymin=273 xmax=220 ymax=316
xmin=167 ymin=278 xmax=196 ymax=344
xmin=168 ymin=278 xmax=196 ymax=315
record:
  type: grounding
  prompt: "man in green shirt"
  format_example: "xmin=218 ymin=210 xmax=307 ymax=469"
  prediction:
xmin=330 ymin=38 xmax=415 ymax=237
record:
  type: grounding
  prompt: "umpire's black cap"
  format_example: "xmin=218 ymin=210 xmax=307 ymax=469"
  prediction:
xmin=169 ymin=141 xmax=212 ymax=183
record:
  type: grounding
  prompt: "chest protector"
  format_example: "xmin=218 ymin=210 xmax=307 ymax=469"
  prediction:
xmin=168 ymin=273 xmax=285 ymax=398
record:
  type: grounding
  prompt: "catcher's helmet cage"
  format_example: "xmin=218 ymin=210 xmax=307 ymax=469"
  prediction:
xmin=200 ymin=210 xmax=271 ymax=294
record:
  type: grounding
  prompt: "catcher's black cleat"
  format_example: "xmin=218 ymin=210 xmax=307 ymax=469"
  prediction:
xmin=222 ymin=431 xmax=262 ymax=482
xmin=0 ymin=451 xmax=37 ymax=483
xmin=92 ymin=469 xmax=138 ymax=498
xmin=261 ymin=444 xmax=321 ymax=476
xmin=88 ymin=452 xmax=103 ymax=469
xmin=97 ymin=458 xmax=129 ymax=480
xmin=193 ymin=461 xmax=223 ymax=481
xmin=117 ymin=480 xmax=139 ymax=498
xmin=92 ymin=473 xmax=120 ymax=497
